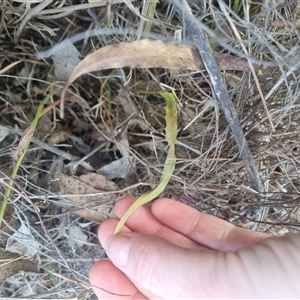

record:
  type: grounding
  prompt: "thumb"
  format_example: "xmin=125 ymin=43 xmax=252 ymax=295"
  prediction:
xmin=105 ymin=233 xmax=235 ymax=298
xmin=106 ymin=233 xmax=300 ymax=299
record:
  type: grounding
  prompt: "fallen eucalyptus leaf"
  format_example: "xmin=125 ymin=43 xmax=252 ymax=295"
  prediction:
xmin=60 ymin=39 xmax=249 ymax=117
xmin=79 ymin=172 xmax=120 ymax=191
xmin=56 ymin=172 xmax=121 ymax=223
xmin=63 ymin=39 xmax=248 ymax=88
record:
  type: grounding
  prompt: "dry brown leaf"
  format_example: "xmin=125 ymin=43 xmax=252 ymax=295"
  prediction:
xmin=64 ymin=40 xmax=249 ymax=89
xmin=48 ymin=129 xmax=72 ymax=145
xmin=36 ymin=112 xmax=52 ymax=136
xmin=32 ymin=86 xmax=45 ymax=95
xmin=79 ymin=173 xmax=120 ymax=191
xmin=0 ymin=249 xmax=37 ymax=283
xmin=60 ymin=39 xmax=249 ymax=118
xmin=56 ymin=172 xmax=121 ymax=223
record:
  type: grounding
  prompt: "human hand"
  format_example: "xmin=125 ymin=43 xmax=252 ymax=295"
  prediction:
xmin=90 ymin=197 xmax=300 ymax=299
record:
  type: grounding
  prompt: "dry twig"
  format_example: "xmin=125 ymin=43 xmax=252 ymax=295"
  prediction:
xmin=170 ymin=0 xmax=264 ymax=194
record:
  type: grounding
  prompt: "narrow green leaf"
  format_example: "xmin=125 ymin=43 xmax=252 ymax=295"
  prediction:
xmin=0 ymin=89 xmax=59 ymax=228
xmin=113 ymin=92 xmax=177 ymax=235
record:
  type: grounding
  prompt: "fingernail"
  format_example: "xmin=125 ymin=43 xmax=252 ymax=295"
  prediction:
xmin=106 ymin=235 xmax=132 ymax=267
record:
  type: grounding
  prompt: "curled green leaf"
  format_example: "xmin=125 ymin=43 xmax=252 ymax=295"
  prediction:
xmin=113 ymin=92 xmax=177 ymax=235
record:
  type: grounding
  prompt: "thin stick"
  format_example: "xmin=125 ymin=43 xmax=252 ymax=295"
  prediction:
xmin=170 ymin=0 xmax=264 ymax=194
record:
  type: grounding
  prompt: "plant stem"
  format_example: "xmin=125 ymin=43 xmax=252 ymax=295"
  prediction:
xmin=0 ymin=88 xmax=59 ymax=227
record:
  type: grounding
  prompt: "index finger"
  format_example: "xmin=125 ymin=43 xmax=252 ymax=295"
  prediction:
xmin=152 ymin=198 xmax=269 ymax=251
xmin=113 ymin=196 xmax=205 ymax=250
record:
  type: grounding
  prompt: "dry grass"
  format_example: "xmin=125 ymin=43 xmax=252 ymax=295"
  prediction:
xmin=0 ymin=0 xmax=300 ymax=298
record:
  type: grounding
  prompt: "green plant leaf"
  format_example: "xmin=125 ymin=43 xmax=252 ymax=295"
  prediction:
xmin=0 ymin=89 xmax=59 ymax=228
xmin=113 ymin=92 xmax=177 ymax=235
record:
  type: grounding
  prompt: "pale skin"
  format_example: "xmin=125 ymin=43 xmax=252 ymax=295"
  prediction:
xmin=89 ymin=196 xmax=300 ymax=299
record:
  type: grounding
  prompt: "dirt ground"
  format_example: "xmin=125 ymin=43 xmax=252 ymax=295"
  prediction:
xmin=0 ymin=0 xmax=300 ymax=299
